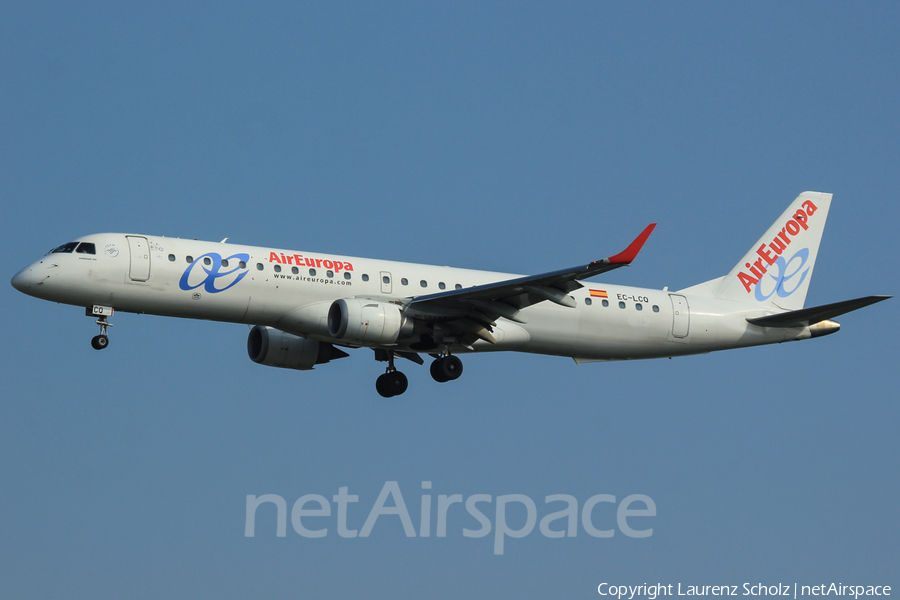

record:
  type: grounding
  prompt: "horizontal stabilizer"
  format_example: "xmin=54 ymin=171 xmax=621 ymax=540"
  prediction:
xmin=746 ymin=295 xmax=891 ymax=328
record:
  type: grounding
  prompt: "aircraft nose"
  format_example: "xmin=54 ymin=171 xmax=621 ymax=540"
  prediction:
xmin=11 ymin=266 xmax=36 ymax=292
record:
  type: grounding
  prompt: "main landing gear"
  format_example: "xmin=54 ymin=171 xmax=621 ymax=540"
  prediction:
xmin=375 ymin=351 xmax=408 ymax=398
xmin=91 ymin=315 xmax=112 ymax=350
xmin=430 ymin=355 xmax=463 ymax=383
xmin=375 ymin=370 xmax=408 ymax=398
xmin=373 ymin=349 xmax=464 ymax=397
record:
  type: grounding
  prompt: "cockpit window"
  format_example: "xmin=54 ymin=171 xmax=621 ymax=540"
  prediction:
xmin=75 ymin=243 xmax=96 ymax=255
xmin=49 ymin=242 xmax=79 ymax=254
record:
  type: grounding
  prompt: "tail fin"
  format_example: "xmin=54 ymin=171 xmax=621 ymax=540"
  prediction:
xmin=681 ymin=191 xmax=833 ymax=310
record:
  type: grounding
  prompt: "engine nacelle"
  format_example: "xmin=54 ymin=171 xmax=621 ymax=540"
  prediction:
xmin=247 ymin=325 xmax=347 ymax=370
xmin=327 ymin=298 xmax=413 ymax=345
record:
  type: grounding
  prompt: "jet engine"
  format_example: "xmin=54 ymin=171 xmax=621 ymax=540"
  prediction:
xmin=327 ymin=298 xmax=414 ymax=345
xmin=247 ymin=325 xmax=348 ymax=370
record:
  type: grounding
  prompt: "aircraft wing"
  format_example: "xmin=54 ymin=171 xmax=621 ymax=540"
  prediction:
xmin=402 ymin=224 xmax=656 ymax=346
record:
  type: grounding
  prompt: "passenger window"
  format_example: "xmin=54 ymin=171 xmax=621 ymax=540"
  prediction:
xmin=652 ymin=305 xmax=660 ymax=313
xmin=401 ymin=278 xmax=408 ymax=286
xmin=362 ymin=274 xmax=369 ymax=282
xmin=221 ymin=259 xmax=229 ymax=267
xmin=420 ymin=280 xmax=427 ymax=288
xmin=256 ymin=263 xmax=264 ymax=271
xmin=274 ymin=265 xmax=281 ymax=273
xmin=636 ymin=303 xmax=643 ymax=311
xmin=291 ymin=266 xmax=299 ymax=275
xmin=204 ymin=257 xmax=212 ymax=266
xmin=186 ymin=256 xmax=193 ymax=263
xmin=168 ymin=254 xmax=176 ymax=262
xmin=343 ymin=272 xmax=351 ymax=280
xmin=76 ymin=243 xmax=96 ymax=255
xmin=585 ymin=298 xmax=592 ymax=306
xmin=619 ymin=301 xmax=626 ymax=309
xmin=327 ymin=270 xmax=334 ymax=278
xmin=602 ymin=300 xmax=609 ymax=307
xmin=383 ymin=275 xmax=390 ymax=284
xmin=49 ymin=242 xmax=78 ymax=254
xmin=309 ymin=268 xmax=316 ymax=276
xmin=439 ymin=282 xmax=446 ymax=290
xmin=239 ymin=261 xmax=246 ymax=269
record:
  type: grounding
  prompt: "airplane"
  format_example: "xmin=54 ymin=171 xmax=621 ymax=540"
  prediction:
xmin=10 ymin=191 xmax=890 ymax=397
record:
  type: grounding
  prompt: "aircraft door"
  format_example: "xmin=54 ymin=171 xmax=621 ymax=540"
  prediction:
xmin=380 ymin=271 xmax=392 ymax=294
xmin=126 ymin=236 xmax=151 ymax=281
xmin=669 ymin=294 xmax=690 ymax=338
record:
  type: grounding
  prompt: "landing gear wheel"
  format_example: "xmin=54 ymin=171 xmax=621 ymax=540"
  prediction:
xmin=376 ymin=374 xmax=392 ymax=397
xmin=431 ymin=355 xmax=463 ymax=382
xmin=376 ymin=371 xmax=408 ymax=397
xmin=387 ymin=371 xmax=408 ymax=396
xmin=441 ymin=355 xmax=463 ymax=380
xmin=430 ymin=360 xmax=448 ymax=382
xmin=91 ymin=335 xmax=109 ymax=350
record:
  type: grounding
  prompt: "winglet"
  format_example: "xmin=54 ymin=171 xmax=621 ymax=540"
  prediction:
xmin=607 ymin=223 xmax=657 ymax=265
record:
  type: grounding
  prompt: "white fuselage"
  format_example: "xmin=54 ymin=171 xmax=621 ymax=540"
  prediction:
xmin=11 ymin=233 xmax=810 ymax=362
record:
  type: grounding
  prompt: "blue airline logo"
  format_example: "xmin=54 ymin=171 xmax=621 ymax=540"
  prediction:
xmin=754 ymin=247 xmax=810 ymax=302
xmin=179 ymin=252 xmax=250 ymax=294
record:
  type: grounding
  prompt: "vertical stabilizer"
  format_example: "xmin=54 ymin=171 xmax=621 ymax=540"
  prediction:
xmin=711 ymin=191 xmax=833 ymax=310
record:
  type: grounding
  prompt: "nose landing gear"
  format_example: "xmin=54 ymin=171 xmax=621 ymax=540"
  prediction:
xmin=91 ymin=315 xmax=112 ymax=350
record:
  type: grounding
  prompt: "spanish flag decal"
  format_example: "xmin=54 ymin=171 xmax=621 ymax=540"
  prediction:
xmin=589 ymin=289 xmax=608 ymax=298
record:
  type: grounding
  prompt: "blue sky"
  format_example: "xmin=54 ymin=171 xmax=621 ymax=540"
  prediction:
xmin=2 ymin=2 xmax=898 ymax=598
